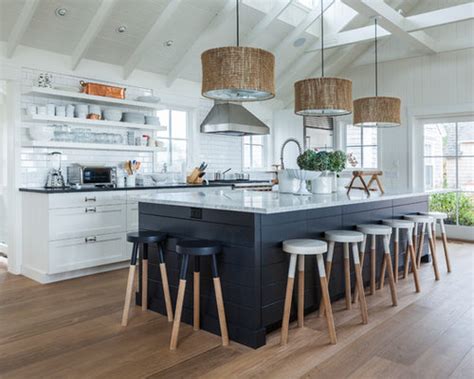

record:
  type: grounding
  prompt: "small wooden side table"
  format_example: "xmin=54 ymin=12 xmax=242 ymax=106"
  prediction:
xmin=346 ymin=170 xmax=385 ymax=196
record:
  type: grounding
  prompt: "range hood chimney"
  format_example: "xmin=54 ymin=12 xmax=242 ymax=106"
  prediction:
xmin=200 ymin=102 xmax=270 ymax=136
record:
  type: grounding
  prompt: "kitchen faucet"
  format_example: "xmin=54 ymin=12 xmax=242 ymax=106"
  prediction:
xmin=222 ymin=168 xmax=231 ymax=179
xmin=280 ymin=138 xmax=303 ymax=169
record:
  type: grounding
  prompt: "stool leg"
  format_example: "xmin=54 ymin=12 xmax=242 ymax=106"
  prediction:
xmin=122 ymin=242 xmax=139 ymax=327
xmin=370 ymin=234 xmax=376 ymax=295
xmin=440 ymin=219 xmax=452 ymax=273
xmin=353 ymin=235 xmax=366 ymax=304
xmin=407 ymin=230 xmax=421 ymax=293
xmin=281 ymin=253 xmax=297 ymax=345
xmin=403 ymin=237 xmax=410 ymax=279
xmin=194 ymin=256 xmax=200 ymax=331
xmin=412 ymin=223 xmax=418 ymax=263
xmin=142 ymin=243 xmax=148 ymax=311
xmin=211 ymin=255 xmax=229 ymax=347
xmin=383 ymin=236 xmax=398 ymax=306
xmin=343 ymin=243 xmax=352 ymax=310
xmin=318 ymin=241 xmax=334 ymax=317
xmin=416 ymin=222 xmax=426 ymax=268
xmin=317 ymin=254 xmax=337 ymax=344
xmin=379 ymin=242 xmax=387 ymax=290
xmin=352 ymin=242 xmax=368 ymax=324
xmin=158 ymin=243 xmax=173 ymax=322
xmin=297 ymin=255 xmax=305 ymax=327
xmin=170 ymin=254 xmax=189 ymax=350
xmin=427 ymin=225 xmax=440 ymax=281
xmin=394 ymin=228 xmax=399 ymax=282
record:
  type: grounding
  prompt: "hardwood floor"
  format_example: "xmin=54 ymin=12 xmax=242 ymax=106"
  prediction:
xmin=0 ymin=240 xmax=472 ymax=378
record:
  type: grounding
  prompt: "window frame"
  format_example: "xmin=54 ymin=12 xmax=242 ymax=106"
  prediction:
xmin=344 ymin=125 xmax=379 ymax=169
xmin=242 ymin=135 xmax=266 ymax=170
xmin=154 ymin=107 xmax=190 ymax=170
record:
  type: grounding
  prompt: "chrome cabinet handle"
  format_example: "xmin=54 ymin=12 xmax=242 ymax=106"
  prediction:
xmin=84 ymin=236 xmax=97 ymax=243
xmin=85 ymin=196 xmax=97 ymax=202
xmin=85 ymin=207 xmax=97 ymax=213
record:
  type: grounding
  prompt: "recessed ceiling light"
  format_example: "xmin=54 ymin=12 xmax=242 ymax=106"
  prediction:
xmin=116 ymin=25 xmax=127 ymax=33
xmin=293 ymin=37 xmax=306 ymax=48
xmin=55 ymin=8 xmax=67 ymax=17
xmin=164 ymin=40 xmax=174 ymax=47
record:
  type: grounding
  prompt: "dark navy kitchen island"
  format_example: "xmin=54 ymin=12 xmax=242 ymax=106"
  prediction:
xmin=135 ymin=190 xmax=430 ymax=348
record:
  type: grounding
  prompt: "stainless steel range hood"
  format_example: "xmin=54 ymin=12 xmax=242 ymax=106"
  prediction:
xmin=200 ymin=102 xmax=270 ymax=136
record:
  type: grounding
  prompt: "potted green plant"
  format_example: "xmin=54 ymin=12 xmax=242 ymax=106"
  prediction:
xmin=310 ymin=151 xmax=332 ymax=194
xmin=328 ymin=150 xmax=347 ymax=192
xmin=289 ymin=150 xmax=322 ymax=195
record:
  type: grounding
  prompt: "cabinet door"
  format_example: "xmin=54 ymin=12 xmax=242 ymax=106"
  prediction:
xmin=49 ymin=204 xmax=126 ymax=241
xmin=126 ymin=203 xmax=139 ymax=232
xmin=49 ymin=233 xmax=126 ymax=274
xmin=49 ymin=191 xmax=126 ymax=209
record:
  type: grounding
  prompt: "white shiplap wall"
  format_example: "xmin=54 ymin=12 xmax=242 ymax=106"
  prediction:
xmin=340 ymin=48 xmax=474 ymax=191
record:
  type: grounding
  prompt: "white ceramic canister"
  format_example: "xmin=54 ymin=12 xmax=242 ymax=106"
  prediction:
xmin=278 ymin=169 xmax=299 ymax=194
xmin=66 ymin=104 xmax=75 ymax=118
xmin=126 ymin=175 xmax=136 ymax=187
xmin=311 ymin=175 xmax=332 ymax=194
xmin=46 ymin=103 xmax=56 ymax=116
xmin=56 ymin=105 xmax=66 ymax=117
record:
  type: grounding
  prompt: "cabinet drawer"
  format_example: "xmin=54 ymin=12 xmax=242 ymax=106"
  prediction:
xmin=49 ymin=205 xmax=126 ymax=240
xmin=49 ymin=191 xmax=126 ymax=209
xmin=49 ymin=233 xmax=126 ymax=274
xmin=127 ymin=203 xmax=139 ymax=232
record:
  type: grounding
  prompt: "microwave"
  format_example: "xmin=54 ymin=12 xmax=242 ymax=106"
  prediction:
xmin=67 ymin=165 xmax=117 ymax=186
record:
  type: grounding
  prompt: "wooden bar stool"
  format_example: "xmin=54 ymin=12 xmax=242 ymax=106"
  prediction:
xmin=355 ymin=224 xmax=398 ymax=306
xmin=420 ymin=211 xmax=452 ymax=273
xmin=381 ymin=219 xmax=421 ymax=293
xmin=280 ymin=239 xmax=338 ymax=345
xmin=404 ymin=215 xmax=440 ymax=280
xmin=319 ymin=230 xmax=369 ymax=326
xmin=170 ymin=240 xmax=228 ymax=350
xmin=122 ymin=231 xmax=173 ymax=327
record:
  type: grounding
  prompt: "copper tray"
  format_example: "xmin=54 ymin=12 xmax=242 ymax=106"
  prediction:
xmin=80 ymin=81 xmax=126 ymax=99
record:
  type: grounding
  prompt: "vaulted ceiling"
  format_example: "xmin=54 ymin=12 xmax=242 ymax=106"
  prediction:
xmin=1 ymin=0 xmax=473 ymax=102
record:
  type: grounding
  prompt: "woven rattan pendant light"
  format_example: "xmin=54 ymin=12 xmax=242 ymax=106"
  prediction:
xmin=201 ymin=0 xmax=275 ymax=102
xmin=353 ymin=18 xmax=401 ymax=127
xmin=294 ymin=0 xmax=352 ymax=116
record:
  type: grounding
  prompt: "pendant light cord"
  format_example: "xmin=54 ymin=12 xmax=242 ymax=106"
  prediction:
xmin=320 ymin=0 xmax=324 ymax=77
xmin=375 ymin=18 xmax=378 ymax=97
xmin=236 ymin=0 xmax=240 ymax=47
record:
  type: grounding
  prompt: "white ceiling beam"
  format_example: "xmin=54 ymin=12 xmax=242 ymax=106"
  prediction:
xmin=272 ymin=0 xmax=334 ymax=60
xmin=342 ymin=0 xmax=438 ymax=53
xmin=123 ymin=0 xmax=184 ymax=80
xmin=242 ymin=0 xmax=293 ymax=45
xmin=405 ymin=3 xmax=474 ymax=32
xmin=6 ymin=0 xmax=40 ymax=58
xmin=308 ymin=2 xmax=474 ymax=52
xmin=71 ymin=0 xmax=117 ymax=70
xmin=165 ymin=0 xmax=235 ymax=88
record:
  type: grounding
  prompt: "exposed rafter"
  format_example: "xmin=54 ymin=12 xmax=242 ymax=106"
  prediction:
xmin=6 ymin=0 xmax=40 ymax=58
xmin=71 ymin=0 xmax=117 ymax=70
xmin=342 ymin=0 xmax=438 ymax=53
xmin=242 ymin=0 xmax=293 ymax=46
xmin=123 ymin=0 xmax=184 ymax=80
xmin=165 ymin=0 xmax=235 ymax=88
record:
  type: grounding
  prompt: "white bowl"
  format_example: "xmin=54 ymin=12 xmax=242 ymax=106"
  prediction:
xmin=103 ymin=109 xmax=122 ymax=121
xmin=136 ymin=95 xmax=160 ymax=103
xmin=29 ymin=126 xmax=54 ymax=141
xmin=287 ymin=169 xmax=322 ymax=195
xmin=123 ymin=112 xmax=145 ymax=124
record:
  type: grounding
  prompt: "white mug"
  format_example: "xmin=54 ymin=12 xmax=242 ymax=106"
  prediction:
xmin=56 ymin=106 xmax=66 ymax=117
xmin=47 ymin=104 xmax=56 ymax=116
xmin=66 ymin=104 xmax=75 ymax=118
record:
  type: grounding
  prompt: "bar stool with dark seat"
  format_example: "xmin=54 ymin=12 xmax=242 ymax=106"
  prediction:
xmin=122 ymin=231 xmax=173 ymax=327
xmin=170 ymin=240 xmax=229 ymax=350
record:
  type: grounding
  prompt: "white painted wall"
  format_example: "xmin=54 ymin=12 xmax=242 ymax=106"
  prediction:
xmin=341 ymin=48 xmax=474 ymax=191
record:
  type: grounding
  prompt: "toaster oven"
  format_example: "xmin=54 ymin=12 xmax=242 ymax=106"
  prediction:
xmin=67 ymin=165 xmax=117 ymax=187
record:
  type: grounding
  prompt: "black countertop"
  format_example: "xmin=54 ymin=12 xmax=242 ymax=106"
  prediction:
xmin=19 ymin=180 xmax=270 ymax=194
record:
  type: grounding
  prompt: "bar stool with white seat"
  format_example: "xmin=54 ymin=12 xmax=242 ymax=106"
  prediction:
xmin=319 ymin=230 xmax=369 ymax=325
xmin=419 ymin=211 xmax=452 ymax=273
xmin=355 ymin=224 xmax=398 ymax=306
xmin=381 ymin=219 xmax=420 ymax=293
xmin=280 ymin=239 xmax=337 ymax=345
xmin=404 ymin=214 xmax=440 ymax=282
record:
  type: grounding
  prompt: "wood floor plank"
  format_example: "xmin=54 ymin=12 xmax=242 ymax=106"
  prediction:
xmin=0 ymin=241 xmax=471 ymax=379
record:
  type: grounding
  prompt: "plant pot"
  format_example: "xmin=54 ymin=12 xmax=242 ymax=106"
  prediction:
xmin=278 ymin=169 xmax=299 ymax=194
xmin=311 ymin=176 xmax=332 ymax=194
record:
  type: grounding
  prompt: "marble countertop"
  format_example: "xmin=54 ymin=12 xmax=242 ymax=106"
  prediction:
xmin=134 ymin=189 xmax=444 ymax=214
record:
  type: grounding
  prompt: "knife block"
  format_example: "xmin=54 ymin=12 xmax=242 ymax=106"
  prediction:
xmin=186 ymin=168 xmax=204 ymax=184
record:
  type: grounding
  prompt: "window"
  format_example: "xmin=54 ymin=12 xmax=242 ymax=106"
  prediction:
xmin=424 ymin=120 xmax=474 ymax=227
xmin=345 ymin=125 xmax=378 ymax=168
xmin=155 ymin=109 xmax=188 ymax=169
xmin=243 ymin=136 xmax=264 ymax=169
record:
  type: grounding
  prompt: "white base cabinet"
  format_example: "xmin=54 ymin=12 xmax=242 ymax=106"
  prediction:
xmin=21 ymin=186 xmax=231 ymax=283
